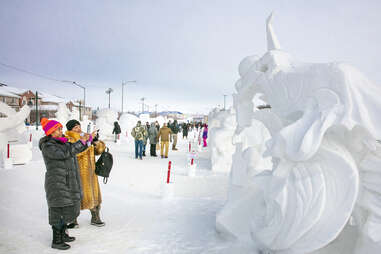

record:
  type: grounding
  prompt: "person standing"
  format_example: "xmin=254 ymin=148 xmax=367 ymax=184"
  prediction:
xmin=182 ymin=122 xmax=189 ymax=139
xmin=131 ymin=121 xmax=147 ymax=160
xmin=148 ymin=123 xmax=158 ymax=157
xmin=142 ymin=122 xmax=150 ymax=156
xmin=65 ymin=119 xmax=106 ymax=228
xmin=157 ymin=123 xmax=172 ymax=158
xmin=39 ymin=118 xmax=88 ymax=250
xmin=112 ymin=121 xmax=121 ymax=143
xmin=170 ymin=120 xmax=180 ymax=150
xmin=202 ymin=124 xmax=208 ymax=147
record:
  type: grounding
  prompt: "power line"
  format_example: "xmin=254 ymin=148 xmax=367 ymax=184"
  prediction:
xmin=0 ymin=61 xmax=65 ymax=83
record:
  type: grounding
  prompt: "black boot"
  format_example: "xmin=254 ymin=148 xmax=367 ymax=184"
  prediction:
xmin=67 ymin=219 xmax=79 ymax=229
xmin=90 ymin=206 xmax=105 ymax=227
xmin=51 ymin=226 xmax=71 ymax=250
xmin=62 ymin=225 xmax=75 ymax=242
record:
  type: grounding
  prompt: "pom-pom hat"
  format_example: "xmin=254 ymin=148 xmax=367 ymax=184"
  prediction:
xmin=40 ymin=118 xmax=62 ymax=136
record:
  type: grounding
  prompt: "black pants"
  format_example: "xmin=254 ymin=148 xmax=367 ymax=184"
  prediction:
xmin=150 ymin=144 xmax=157 ymax=156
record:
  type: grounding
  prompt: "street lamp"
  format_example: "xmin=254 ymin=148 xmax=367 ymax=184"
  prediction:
xmin=61 ymin=80 xmax=86 ymax=120
xmin=122 ymin=80 xmax=136 ymax=113
xmin=106 ymin=88 xmax=113 ymax=109
xmin=140 ymin=97 xmax=145 ymax=113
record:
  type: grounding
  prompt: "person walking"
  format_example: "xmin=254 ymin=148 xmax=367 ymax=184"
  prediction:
xmin=39 ymin=118 xmax=89 ymax=250
xmin=170 ymin=120 xmax=180 ymax=150
xmin=148 ymin=123 xmax=158 ymax=157
xmin=65 ymin=119 xmax=106 ymax=228
xmin=142 ymin=122 xmax=150 ymax=156
xmin=131 ymin=121 xmax=147 ymax=160
xmin=157 ymin=123 xmax=172 ymax=158
xmin=182 ymin=122 xmax=189 ymax=139
xmin=112 ymin=121 xmax=121 ymax=143
xmin=202 ymin=124 xmax=208 ymax=147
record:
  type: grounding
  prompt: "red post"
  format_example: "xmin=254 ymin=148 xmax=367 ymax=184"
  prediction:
xmin=191 ymin=158 xmax=194 ymax=165
xmin=7 ymin=144 xmax=10 ymax=159
xmin=29 ymin=133 xmax=32 ymax=142
xmin=189 ymin=142 xmax=191 ymax=152
xmin=198 ymin=139 xmax=201 ymax=146
xmin=118 ymin=134 xmax=120 ymax=140
xmin=167 ymin=161 xmax=172 ymax=184
xmin=126 ymin=131 xmax=128 ymax=137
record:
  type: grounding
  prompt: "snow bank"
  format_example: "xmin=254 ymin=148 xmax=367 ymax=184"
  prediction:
xmin=217 ymin=13 xmax=381 ymax=254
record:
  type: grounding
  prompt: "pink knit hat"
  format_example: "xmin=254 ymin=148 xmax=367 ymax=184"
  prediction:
xmin=41 ymin=118 xmax=63 ymax=136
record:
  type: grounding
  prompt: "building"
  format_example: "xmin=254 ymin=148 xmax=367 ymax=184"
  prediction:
xmin=0 ymin=84 xmax=92 ymax=123
xmin=0 ymin=84 xmax=22 ymax=116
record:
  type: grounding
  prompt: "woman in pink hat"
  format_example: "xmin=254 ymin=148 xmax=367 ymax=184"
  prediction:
xmin=39 ymin=118 xmax=89 ymax=250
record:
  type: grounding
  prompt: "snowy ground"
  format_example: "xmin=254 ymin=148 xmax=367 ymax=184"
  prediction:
xmin=0 ymin=136 xmax=254 ymax=254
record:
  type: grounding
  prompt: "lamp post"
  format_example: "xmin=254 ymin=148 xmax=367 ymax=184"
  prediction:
xmin=140 ymin=97 xmax=145 ymax=113
xmin=122 ymin=80 xmax=136 ymax=113
xmin=62 ymin=80 xmax=86 ymax=120
xmin=106 ymin=88 xmax=113 ymax=108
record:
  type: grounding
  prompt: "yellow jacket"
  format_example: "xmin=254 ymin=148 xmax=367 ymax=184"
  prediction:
xmin=65 ymin=130 xmax=102 ymax=210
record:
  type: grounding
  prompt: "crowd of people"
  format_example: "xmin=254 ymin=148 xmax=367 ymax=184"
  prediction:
xmin=39 ymin=117 xmax=208 ymax=250
xmin=130 ymin=120 xmax=208 ymax=160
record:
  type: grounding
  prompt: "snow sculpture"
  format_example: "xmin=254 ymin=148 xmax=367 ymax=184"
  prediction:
xmin=209 ymin=109 xmax=237 ymax=173
xmin=217 ymin=13 xmax=381 ymax=254
xmin=0 ymin=102 xmax=32 ymax=167
xmin=119 ymin=113 xmax=139 ymax=138
xmin=95 ymin=108 xmax=118 ymax=140
xmin=55 ymin=102 xmax=71 ymax=128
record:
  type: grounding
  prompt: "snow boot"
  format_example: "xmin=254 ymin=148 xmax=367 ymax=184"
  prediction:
xmin=51 ymin=226 xmax=71 ymax=250
xmin=90 ymin=206 xmax=105 ymax=227
xmin=62 ymin=225 xmax=75 ymax=242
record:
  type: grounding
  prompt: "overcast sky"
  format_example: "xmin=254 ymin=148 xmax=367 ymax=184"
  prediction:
xmin=0 ymin=0 xmax=380 ymax=114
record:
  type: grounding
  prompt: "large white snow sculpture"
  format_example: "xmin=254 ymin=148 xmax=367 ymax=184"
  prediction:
xmin=209 ymin=108 xmax=237 ymax=173
xmin=95 ymin=108 xmax=118 ymax=140
xmin=0 ymin=102 xmax=32 ymax=166
xmin=217 ymin=14 xmax=381 ymax=254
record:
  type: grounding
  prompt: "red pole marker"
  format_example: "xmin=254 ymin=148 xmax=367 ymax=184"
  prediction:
xmin=126 ymin=131 xmax=128 ymax=137
xmin=7 ymin=144 xmax=10 ymax=159
xmin=29 ymin=133 xmax=32 ymax=142
xmin=118 ymin=134 xmax=120 ymax=140
xmin=167 ymin=161 xmax=172 ymax=184
xmin=189 ymin=142 xmax=191 ymax=152
xmin=191 ymin=158 xmax=194 ymax=165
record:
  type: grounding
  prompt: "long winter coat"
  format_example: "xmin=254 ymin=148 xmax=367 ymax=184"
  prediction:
xmin=65 ymin=131 xmax=103 ymax=210
xmin=39 ymin=136 xmax=87 ymax=224
xmin=148 ymin=124 xmax=158 ymax=144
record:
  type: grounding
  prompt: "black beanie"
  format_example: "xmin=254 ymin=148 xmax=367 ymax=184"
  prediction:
xmin=66 ymin=119 xmax=81 ymax=131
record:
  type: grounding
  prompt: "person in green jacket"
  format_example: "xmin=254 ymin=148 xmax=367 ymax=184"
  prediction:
xmin=131 ymin=121 xmax=148 ymax=159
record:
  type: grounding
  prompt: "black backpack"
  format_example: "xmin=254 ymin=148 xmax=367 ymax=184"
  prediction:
xmin=95 ymin=148 xmax=113 ymax=184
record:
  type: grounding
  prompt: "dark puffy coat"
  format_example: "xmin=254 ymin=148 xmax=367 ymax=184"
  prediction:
xmin=112 ymin=122 xmax=121 ymax=135
xmin=170 ymin=120 xmax=180 ymax=134
xmin=39 ymin=136 xmax=87 ymax=208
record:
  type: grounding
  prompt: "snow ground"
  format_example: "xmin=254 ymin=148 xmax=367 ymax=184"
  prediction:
xmin=0 ymin=137 xmax=254 ymax=254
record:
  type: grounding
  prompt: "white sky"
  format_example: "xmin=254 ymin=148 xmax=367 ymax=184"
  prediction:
xmin=0 ymin=0 xmax=380 ymax=114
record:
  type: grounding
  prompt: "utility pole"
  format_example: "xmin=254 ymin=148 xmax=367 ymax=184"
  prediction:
xmin=106 ymin=88 xmax=113 ymax=109
xmin=35 ymin=91 xmax=39 ymax=130
xmin=121 ymin=80 xmax=136 ymax=113
xmin=140 ymin=97 xmax=145 ymax=113
xmin=223 ymin=94 xmax=227 ymax=111
xmin=155 ymin=104 xmax=158 ymax=117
